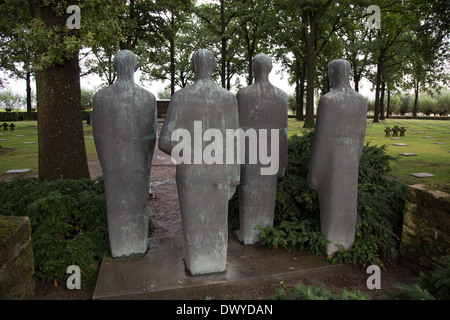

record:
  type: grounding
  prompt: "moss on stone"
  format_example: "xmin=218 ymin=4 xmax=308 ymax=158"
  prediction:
xmin=0 ymin=216 xmax=19 ymax=246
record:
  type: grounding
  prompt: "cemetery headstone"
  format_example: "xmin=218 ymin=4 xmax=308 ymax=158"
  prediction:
xmin=158 ymin=49 xmax=240 ymax=275
xmin=2 ymin=123 xmax=8 ymax=131
xmin=399 ymin=127 xmax=406 ymax=136
xmin=384 ymin=127 xmax=391 ymax=137
xmin=392 ymin=126 xmax=399 ymax=137
xmin=9 ymin=123 xmax=15 ymax=131
xmin=92 ymin=49 xmax=157 ymax=259
xmin=307 ymin=59 xmax=367 ymax=257
xmin=234 ymin=53 xmax=288 ymax=245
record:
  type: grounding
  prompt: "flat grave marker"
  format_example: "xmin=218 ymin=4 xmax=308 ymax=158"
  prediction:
xmin=5 ymin=169 xmax=31 ymax=174
xmin=399 ymin=153 xmax=418 ymax=156
xmin=409 ymin=172 xmax=435 ymax=178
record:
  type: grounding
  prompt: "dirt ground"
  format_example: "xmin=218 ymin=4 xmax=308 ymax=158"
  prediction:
xmin=2 ymin=133 xmax=416 ymax=300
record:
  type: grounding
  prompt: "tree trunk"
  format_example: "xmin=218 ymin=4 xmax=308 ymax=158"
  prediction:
xmin=380 ymin=81 xmax=386 ymax=120
xmin=26 ymin=67 xmax=32 ymax=120
xmin=295 ymin=58 xmax=305 ymax=121
xmin=220 ymin=0 xmax=227 ymax=88
xmin=386 ymin=88 xmax=391 ymax=118
xmin=413 ymin=81 xmax=419 ymax=118
xmin=169 ymin=38 xmax=175 ymax=95
xmin=31 ymin=0 xmax=90 ymax=181
xmin=303 ymin=18 xmax=316 ymax=128
xmin=373 ymin=59 xmax=382 ymax=123
xmin=353 ymin=63 xmax=360 ymax=92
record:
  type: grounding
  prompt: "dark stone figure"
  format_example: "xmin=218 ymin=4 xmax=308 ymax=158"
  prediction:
xmin=235 ymin=53 xmax=288 ymax=245
xmin=307 ymin=59 xmax=368 ymax=257
xmin=92 ymin=49 xmax=157 ymax=258
xmin=158 ymin=49 xmax=240 ymax=275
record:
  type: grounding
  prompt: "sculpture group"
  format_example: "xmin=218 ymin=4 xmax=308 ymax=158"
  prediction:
xmin=92 ymin=49 xmax=367 ymax=275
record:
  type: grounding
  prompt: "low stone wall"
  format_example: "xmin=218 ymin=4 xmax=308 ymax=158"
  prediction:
xmin=400 ymin=184 xmax=450 ymax=273
xmin=0 ymin=216 xmax=35 ymax=299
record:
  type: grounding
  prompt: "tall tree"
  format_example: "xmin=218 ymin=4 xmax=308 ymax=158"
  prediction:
xmin=272 ymin=0 xmax=307 ymax=120
xmin=0 ymin=0 xmax=35 ymax=118
xmin=194 ymin=0 xmax=253 ymax=90
xmin=29 ymin=0 xmax=89 ymax=180
xmin=369 ymin=0 xmax=412 ymax=122
xmin=26 ymin=0 xmax=125 ymax=180
xmin=406 ymin=0 xmax=450 ymax=117
xmin=139 ymin=0 xmax=195 ymax=95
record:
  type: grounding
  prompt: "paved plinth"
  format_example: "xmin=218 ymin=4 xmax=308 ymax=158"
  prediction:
xmin=93 ymin=235 xmax=350 ymax=300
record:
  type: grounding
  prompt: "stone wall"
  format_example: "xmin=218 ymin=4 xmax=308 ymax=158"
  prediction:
xmin=400 ymin=184 xmax=450 ymax=273
xmin=0 ymin=216 xmax=35 ymax=300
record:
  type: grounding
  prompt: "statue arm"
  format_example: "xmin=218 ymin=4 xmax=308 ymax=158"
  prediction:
xmin=158 ymin=99 xmax=179 ymax=155
xmin=306 ymin=98 xmax=326 ymax=191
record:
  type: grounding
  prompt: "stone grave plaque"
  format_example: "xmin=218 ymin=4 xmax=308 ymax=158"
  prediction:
xmin=409 ymin=172 xmax=434 ymax=178
xmin=392 ymin=143 xmax=409 ymax=146
xmin=6 ymin=169 xmax=31 ymax=174
xmin=399 ymin=153 xmax=417 ymax=156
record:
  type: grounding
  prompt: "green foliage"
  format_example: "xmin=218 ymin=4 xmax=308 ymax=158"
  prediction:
xmin=0 ymin=90 xmax=24 ymax=110
xmin=390 ymin=256 xmax=450 ymax=300
xmin=230 ymin=132 xmax=406 ymax=267
xmin=270 ymin=282 xmax=370 ymax=300
xmin=0 ymin=177 xmax=110 ymax=286
xmin=330 ymin=143 xmax=406 ymax=266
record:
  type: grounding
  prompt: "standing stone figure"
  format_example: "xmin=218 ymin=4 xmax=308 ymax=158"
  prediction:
xmin=92 ymin=49 xmax=157 ymax=258
xmin=158 ymin=49 xmax=240 ymax=275
xmin=307 ymin=59 xmax=367 ymax=257
xmin=235 ymin=53 xmax=288 ymax=245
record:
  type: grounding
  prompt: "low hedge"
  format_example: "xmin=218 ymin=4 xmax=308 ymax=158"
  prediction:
xmin=229 ymin=132 xmax=407 ymax=267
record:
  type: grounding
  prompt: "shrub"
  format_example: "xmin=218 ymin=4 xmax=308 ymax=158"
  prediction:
xmin=270 ymin=282 xmax=371 ymax=300
xmin=229 ymin=132 xmax=406 ymax=267
xmin=0 ymin=177 xmax=121 ymax=286
xmin=0 ymin=176 xmax=155 ymax=286
xmin=390 ymin=256 xmax=450 ymax=300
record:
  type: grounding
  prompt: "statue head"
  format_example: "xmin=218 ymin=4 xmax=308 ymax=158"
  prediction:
xmin=113 ymin=49 xmax=138 ymax=80
xmin=191 ymin=49 xmax=216 ymax=80
xmin=252 ymin=53 xmax=272 ymax=82
xmin=328 ymin=59 xmax=351 ymax=89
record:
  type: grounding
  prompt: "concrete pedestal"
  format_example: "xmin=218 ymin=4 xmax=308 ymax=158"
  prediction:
xmin=93 ymin=235 xmax=350 ymax=300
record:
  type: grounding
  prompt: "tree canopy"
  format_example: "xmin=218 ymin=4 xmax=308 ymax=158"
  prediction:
xmin=0 ymin=0 xmax=448 ymax=179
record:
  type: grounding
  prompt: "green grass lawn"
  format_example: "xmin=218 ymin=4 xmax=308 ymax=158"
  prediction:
xmin=288 ymin=118 xmax=450 ymax=192
xmin=0 ymin=121 xmax=97 ymax=176
xmin=1 ymin=119 xmax=449 ymax=192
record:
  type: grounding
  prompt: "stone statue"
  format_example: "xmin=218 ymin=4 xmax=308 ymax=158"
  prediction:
xmin=92 ymin=49 xmax=157 ymax=259
xmin=158 ymin=49 xmax=240 ymax=275
xmin=234 ymin=53 xmax=288 ymax=245
xmin=307 ymin=59 xmax=367 ymax=257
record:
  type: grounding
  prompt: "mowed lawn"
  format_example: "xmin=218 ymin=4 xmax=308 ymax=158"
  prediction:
xmin=1 ymin=119 xmax=449 ymax=192
xmin=0 ymin=121 xmax=97 ymax=176
xmin=288 ymin=118 xmax=450 ymax=192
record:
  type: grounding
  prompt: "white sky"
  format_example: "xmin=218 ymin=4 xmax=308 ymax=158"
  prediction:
xmin=3 ymin=59 xmax=375 ymax=106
